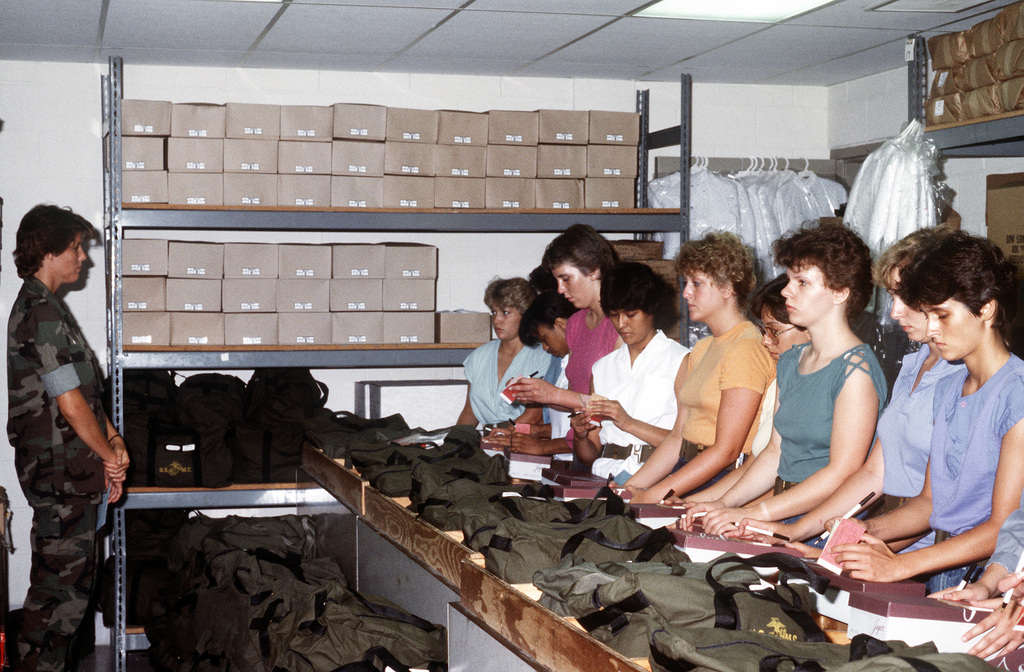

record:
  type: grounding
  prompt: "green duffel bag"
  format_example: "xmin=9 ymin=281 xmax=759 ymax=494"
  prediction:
xmin=414 ymin=480 xmax=555 ymax=531
xmin=364 ymin=439 xmax=507 ymax=498
xmin=483 ymin=514 xmax=690 ymax=584
xmin=303 ymin=411 xmax=410 ymax=461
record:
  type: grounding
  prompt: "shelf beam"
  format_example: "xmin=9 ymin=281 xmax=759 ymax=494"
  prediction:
xmin=120 ymin=346 xmax=477 ymax=369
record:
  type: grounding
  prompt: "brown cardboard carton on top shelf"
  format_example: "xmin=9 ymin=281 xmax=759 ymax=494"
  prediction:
xmin=330 ymin=278 xmax=384 ymax=311
xmin=382 ymin=312 xmax=435 ymax=344
xmin=925 ymin=93 xmax=963 ymax=126
xmin=963 ymin=85 xmax=1001 ymax=119
xmin=487 ymin=110 xmax=539 ymax=146
xmin=384 ymin=243 xmax=437 ymax=279
xmin=930 ymin=69 xmax=963 ymax=98
xmin=167 ymin=241 xmax=224 ymax=278
xmin=223 ymin=139 xmax=279 ymax=173
xmin=278 ymin=141 xmax=332 ymax=175
xmin=223 ymin=173 xmax=279 ymax=207
xmin=123 ymin=100 xmax=172 ymax=136
xmin=385 ymin=108 xmax=439 ymax=143
xmin=333 ymin=103 xmax=388 ymax=141
xmin=123 ymin=172 xmax=169 ymax=205
xmin=589 ymin=111 xmax=640 ymax=146
xmin=224 ymin=243 xmax=279 ymax=279
xmin=278 ymin=175 xmax=331 ymax=207
xmin=437 ymin=110 xmax=489 ymax=146
xmin=123 ymin=137 xmax=165 ymax=171
xmin=123 ymin=277 xmax=166 ymax=311
xmin=485 ymin=178 xmax=536 ymax=210
xmin=435 ymin=177 xmax=485 ymax=209
xmin=332 ymin=312 xmax=384 ymax=344
xmin=587 ymin=145 xmax=638 ymax=179
xmin=279 ymin=313 xmax=331 ymax=345
xmin=584 ymin=178 xmax=635 ymax=209
xmin=928 ymin=32 xmax=969 ymax=70
xmin=962 ymin=55 xmax=998 ymax=90
xmin=123 ymin=239 xmax=168 ymax=276
xmin=435 ymin=145 xmax=487 ymax=178
xmin=124 ymin=312 xmax=171 ymax=346
xmin=332 ymin=140 xmax=385 ymax=177
xmin=536 ymin=145 xmax=587 ymax=179
xmin=166 ymin=278 xmax=223 ymax=312
xmin=225 ymin=103 xmax=281 ymax=140
xmin=994 ymin=40 xmax=1024 ymax=82
xmin=436 ymin=311 xmax=491 ymax=343
xmin=1003 ymin=2 xmax=1024 ymax=42
xmin=331 ymin=176 xmax=384 ymax=208
xmin=485 ymin=145 xmax=537 ymax=178
xmin=536 ymin=179 xmax=584 ymax=209
xmin=967 ymin=16 xmax=1005 ymax=60
xmin=167 ymin=138 xmax=224 ymax=172
xmin=333 ymin=244 xmax=386 ymax=279
xmin=277 ymin=279 xmax=331 ymax=312
xmin=222 ymin=278 xmax=278 ymax=313
xmin=537 ymin=109 xmax=589 ymax=145
xmin=170 ymin=312 xmax=225 ymax=346
xmin=986 ymin=173 xmax=1024 ymax=281
xmin=279 ymin=244 xmax=332 ymax=279
xmin=382 ymin=176 xmax=435 ymax=209
xmin=168 ymin=173 xmax=224 ymax=206
xmin=999 ymin=76 xmax=1024 ymax=113
xmin=384 ymin=142 xmax=436 ymax=177
xmin=171 ymin=103 xmax=226 ymax=138
xmin=383 ymin=278 xmax=436 ymax=311
xmin=280 ymin=105 xmax=334 ymax=142
xmin=225 ymin=313 xmax=279 ymax=346
xmin=610 ymin=239 xmax=663 ymax=261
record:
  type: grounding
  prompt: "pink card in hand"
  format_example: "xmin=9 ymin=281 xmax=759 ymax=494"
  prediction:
xmin=817 ymin=518 xmax=865 ymax=574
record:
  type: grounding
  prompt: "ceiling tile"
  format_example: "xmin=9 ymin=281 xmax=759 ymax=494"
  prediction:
xmin=0 ymin=0 xmax=103 ymax=46
xmin=462 ymin=0 xmax=651 ymax=17
xmin=787 ymin=0 xmax=1008 ymax=29
xmin=768 ymin=39 xmax=909 ymax=85
xmin=101 ymin=47 xmax=245 ymax=69
xmin=104 ymin=0 xmax=280 ymax=50
xmin=0 ymin=44 xmax=97 ymax=63
xmin=381 ymin=56 xmax=534 ymax=77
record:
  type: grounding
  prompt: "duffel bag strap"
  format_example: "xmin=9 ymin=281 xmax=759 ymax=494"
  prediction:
xmin=350 ymin=592 xmax=439 ymax=632
xmin=565 ymin=487 xmax=629 ymax=524
xmin=575 ymin=588 xmax=652 ymax=635
xmin=249 ymin=597 xmax=285 ymax=659
xmin=759 ymin=634 xmax=897 ymax=672
xmin=759 ymin=655 xmax=827 ymax=672
xmin=560 ymin=525 xmax=676 ymax=561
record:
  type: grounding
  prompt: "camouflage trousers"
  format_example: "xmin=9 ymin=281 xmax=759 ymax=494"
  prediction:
xmin=18 ymin=495 xmax=99 ymax=672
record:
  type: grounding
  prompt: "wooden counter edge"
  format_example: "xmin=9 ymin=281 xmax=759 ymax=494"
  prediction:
xmin=301 ymin=443 xmax=364 ymax=514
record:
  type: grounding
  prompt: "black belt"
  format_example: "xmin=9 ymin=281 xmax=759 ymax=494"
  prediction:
xmin=599 ymin=443 xmax=655 ymax=463
xmin=878 ymin=494 xmax=911 ymax=516
xmin=681 ymin=440 xmax=708 ymax=463
xmin=773 ymin=477 xmax=799 ymax=495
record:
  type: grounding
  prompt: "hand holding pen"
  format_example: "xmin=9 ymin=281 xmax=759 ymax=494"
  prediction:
xmin=821 ymin=492 xmax=875 ymax=541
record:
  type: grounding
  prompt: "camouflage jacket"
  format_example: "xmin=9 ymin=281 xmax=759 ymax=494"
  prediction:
xmin=7 ymin=276 xmax=106 ymax=498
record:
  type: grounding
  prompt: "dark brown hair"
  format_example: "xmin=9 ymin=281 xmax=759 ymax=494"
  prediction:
xmin=751 ymin=274 xmax=792 ymax=326
xmin=15 ymin=204 xmax=97 ymax=279
xmin=541 ymin=223 xmax=617 ymax=279
xmin=600 ymin=262 xmax=679 ymax=331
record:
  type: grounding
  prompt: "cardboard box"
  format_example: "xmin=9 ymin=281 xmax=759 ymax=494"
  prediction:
xmin=167 ymin=173 xmax=223 ymax=206
xmin=333 ymin=244 xmax=386 ymax=278
xmin=280 ymin=105 xmax=334 ymax=141
xmin=330 ymin=176 xmax=384 ymax=208
xmin=437 ymin=110 xmax=489 ymax=146
xmin=587 ymin=145 xmax=638 ymax=179
xmin=536 ymin=145 xmax=587 ymax=179
xmin=585 ymin=178 xmax=636 ymax=209
xmin=434 ymin=177 xmax=485 ymax=209
xmin=538 ymin=109 xmax=589 ymax=144
xmin=223 ymin=173 xmax=279 ymax=207
xmin=123 ymin=137 xmax=165 ymax=171
xmin=223 ymin=243 xmax=279 ymax=278
xmin=383 ymin=278 xmax=436 ymax=311
xmin=279 ymin=244 xmax=332 ymax=279
xmin=122 ymin=100 xmax=171 ymax=136
xmin=487 ymin=110 xmax=539 ymax=146
xmin=170 ymin=312 xmax=225 ymax=346
xmin=385 ymin=108 xmax=439 ymax=143
xmin=332 ymin=141 xmax=385 ymax=177
xmin=330 ymin=278 xmax=383 ymax=311
xmin=166 ymin=278 xmax=222 ymax=312
xmin=278 ymin=141 xmax=332 ymax=175
xmin=332 ymin=312 xmax=384 ymax=344
xmin=122 ymin=171 xmax=169 ymax=205
xmin=222 ymin=278 xmax=277 ymax=313
xmin=225 ymin=103 xmax=281 ymax=140
xmin=279 ymin=312 xmax=331 ymax=345
xmin=225 ymin=313 xmax=279 ymax=346
xmin=485 ymin=178 xmax=536 ymax=209
xmin=167 ymin=241 xmax=224 ymax=278
xmin=123 ymin=239 xmax=168 ymax=276
xmin=382 ymin=312 xmax=435 ymax=344
xmin=278 ymin=175 xmax=331 ymax=207
xmin=611 ymin=239 xmax=663 ymax=260
xmin=123 ymin=312 xmax=171 ymax=346
xmin=384 ymin=243 xmax=438 ymax=279
xmin=382 ymin=176 xmax=434 ymax=208
xmin=333 ymin=103 xmax=387 ymax=141
xmin=167 ymin=138 xmax=224 ymax=172
xmin=589 ymin=111 xmax=641 ymax=145
xmin=384 ymin=142 xmax=436 ymax=176
xmin=436 ymin=311 xmax=491 ymax=343
xmin=276 ymin=278 xmax=331 ymax=312
xmin=223 ymin=139 xmax=278 ymax=173
xmin=986 ymin=173 xmax=1024 ymax=280
xmin=485 ymin=145 xmax=537 ymax=178
xmin=123 ymin=277 xmax=166 ymax=311
xmin=435 ymin=144 xmax=487 ymax=178
xmin=536 ymin=179 xmax=584 ymax=209
xmin=170 ymin=103 xmax=226 ymax=138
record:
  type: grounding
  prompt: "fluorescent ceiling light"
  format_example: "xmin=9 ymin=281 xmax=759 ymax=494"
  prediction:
xmin=636 ymin=0 xmax=835 ymax=23
xmin=870 ymin=0 xmax=989 ymax=11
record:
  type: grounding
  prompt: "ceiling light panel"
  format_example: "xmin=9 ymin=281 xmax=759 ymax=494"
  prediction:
xmin=637 ymin=0 xmax=838 ymax=23
xmin=870 ymin=0 xmax=992 ymax=12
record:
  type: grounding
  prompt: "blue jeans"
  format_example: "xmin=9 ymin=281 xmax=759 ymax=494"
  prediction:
xmin=925 ymin=564 xmax=975 ymax=594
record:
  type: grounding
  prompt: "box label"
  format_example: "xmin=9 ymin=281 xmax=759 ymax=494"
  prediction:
xmin=350 ymin=128 xmax=369 ymax=136
xmin=129 ymin=195 xmax=152 ymax=203
xmin=186 ymin=161 xmax=207 ymax=170
xmin=240 ymin=162 xmax=260 ymax=171
xmin=295 ymin=269 xmax=315 ymax=277
xmin=553 ymin=202 xmax=569 ymax=209
xmin=603 ymin=168 xmax=622 ymax=176
xmin=503 ymin=168 xmax=521 ymax=176
xmin=240 ymin=302 xmax=261 ymax=310
xmin=187 ymin=129 xmax=208 ymax=138
xmin=183 ymin=303 xmax=204 ymax=311
xmin=502 ymin=200 xmax=520 ymax=208
xmin=401 ymin=270 xmax=421 ymax=277
xmin=242 ymin=268 xmax=261 ymax=276
xmin=348 ymin=164 xmax=368 ymax=173
xmin=402 ymin=132 xmax=422 ymax=140
xmin=296 ymin=336 xmax=316 ymax=344
xmin=401 ymin=165 xmax=421 ymax=174
xmin=347 ymin=302 xmax=367 ymax=310
xmin=452 ymin=201 xmax=469 ymax=208
xmin=294 ymin=302 xmax=314 ymax=310
xmin=131 ymin=263 xmax=152 ymax=272
xmin=241 ymin=197 xmax=261 ymax=205
xmin=556 ymin=132 xmax=574 ymax=141
xmin=606 ymin=134 xmax=624 ymax=142
xmin=131 ymin=335 xmax=153 ymax=344
xmin=350 ymin=269 xmax=369 ymax=276
xmin=451 ymin=168 xmax=468 ymax=176
xmin=347 ymin=200 xmax=368 ymax=207
xmin=295 ymin=198 xmax=314 ymax=206
xmin=554 ymin=168 xmax=572 ymax=176
xmin=399 ymin=301 xmax=419 ymax=310
xmin=297 ymin=129 xmax=316 ymax=137
xmin=454 ymin=135 xmax=472 ymax=144
xmin=399 ymin=335 xmax=420 ymax=343
xmin=294 ymin=165 xmax=314 ymax=173
xmin=399 ymin=199 xmax=418 ymax=207
xmin=187 ymin=336 xmax=209 ymax=344
xmin=602 ymin=200 xmax=621 ymax=208
xmin=186 ymin=197 xmax=207 ymax=205
xmin=242 ymin=336 xmax=263 ymax=344
xmin=244 ymin=127 xmax=264 ymax=135
xmin=127 ymin=301 xmax=148 ymax=310
xmin=134 ymin=124 xmax=154 ymax=133
xmin=505 ymin=134 xmax=522 ymax=143
xmin=935 ymin=99 xmax=945 ymax=116
xmin=348 ymin=335 xmax=368 ymax=343
xmin=187 ymin=267 xmax=208 ymax=276
xmin=126 ymin=161 xmax=146 ymax=169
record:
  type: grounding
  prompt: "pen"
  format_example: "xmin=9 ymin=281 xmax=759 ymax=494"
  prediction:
xmin=1001 ymin=552 xmax=1024 ymax=611
xmin=659 ymin=489 xmax=676 ymax=504
xmin=954 ymin=565 xmax=982 ymax=592
xmin=745 ymin=525 xmax=791 ymax=542
xmin=820 ymin=491 xmax=875 ymax=541
xmin=528 ymin=371 xmax=540 ymax=378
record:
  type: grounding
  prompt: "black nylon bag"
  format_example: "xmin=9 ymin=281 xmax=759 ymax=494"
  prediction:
xmin=120 ymin=369 xmax=178 ymax=421
xmin=227 ymin=421 xmax=304 ymax=484
xmin=126 ymin=418 xmax=204 ymax=487
xmin=244 ymin=368 xmax=329 ymax=427
xmin=175 ymin=373 xmax=246 ymax=487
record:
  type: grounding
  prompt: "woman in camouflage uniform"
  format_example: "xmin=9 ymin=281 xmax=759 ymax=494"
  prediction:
xmin=7 ymin=205 xmax=129 ymax=672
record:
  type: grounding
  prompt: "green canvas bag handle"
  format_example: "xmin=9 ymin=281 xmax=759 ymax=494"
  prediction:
xmin=758 ymin=634 xmax=944 ymax=672
xmin=559 ymin=525 xmax=677 ymax=562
